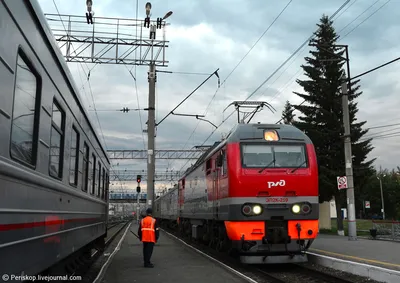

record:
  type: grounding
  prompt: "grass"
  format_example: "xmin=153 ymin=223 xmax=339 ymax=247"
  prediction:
xmin=320 ymin=219 xmax=374 ymax=236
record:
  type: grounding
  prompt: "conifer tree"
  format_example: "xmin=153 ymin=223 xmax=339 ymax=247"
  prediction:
xmin=291 ymin=15 xmax=375 ymax=233
xmin=281 ymin=101 xmax=295 ymax=124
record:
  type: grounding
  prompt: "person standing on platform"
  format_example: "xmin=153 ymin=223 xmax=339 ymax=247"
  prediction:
xmin=138 ymin=208 xmax=159 ymax=268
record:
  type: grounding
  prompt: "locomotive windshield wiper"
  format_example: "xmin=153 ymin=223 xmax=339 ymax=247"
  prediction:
xmin=290 ymin=161 xmax=307 ymax=173
xmin=258 ymin=159 xmax=275 ymax=173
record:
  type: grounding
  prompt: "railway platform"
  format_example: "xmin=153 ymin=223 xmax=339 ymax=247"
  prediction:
xmin=95 ymin=223 xmax=251 ymax=283
xmin=307 ymin=233 xmax=400 ymax=282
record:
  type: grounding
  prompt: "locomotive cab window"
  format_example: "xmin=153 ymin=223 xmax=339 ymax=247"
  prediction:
xmin=49 ymin=100 xmax=65 ymax=179
xmin=69 ymin=126 xmax=79 ymax=186
xmin=241 ymin=144 xmax=307 ymax=168
xmin=10 ymin=51 xmax=42 ymax=167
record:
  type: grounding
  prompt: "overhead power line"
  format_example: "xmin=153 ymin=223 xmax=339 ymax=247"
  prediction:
xmin=156 ymin=70 xmax=212 ymax=76
xmin=175 ymin=0 xmax=295 ymax=173
xmin=275 ymin=1 xmax=393 ymax=123
xmin=280 ymin=53 xmax=400 ymax=125
xmin=339 ymin=0 xmax=391 ymax=41
xmin=190 ymin=0 xmax=352 ymax=154
xmin=258 ymin=0 xmax=391 ymax=125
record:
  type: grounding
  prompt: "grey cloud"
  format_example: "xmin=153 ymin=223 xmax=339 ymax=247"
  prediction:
xmin=39 ymin=0 xmax=400 ymax=174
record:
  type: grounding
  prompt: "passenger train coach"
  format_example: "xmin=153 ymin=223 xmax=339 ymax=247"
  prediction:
xmin=154 ymin=123 xmax=319 ymax=264
xmin=0 ymin=0 xmax=110 ymax=277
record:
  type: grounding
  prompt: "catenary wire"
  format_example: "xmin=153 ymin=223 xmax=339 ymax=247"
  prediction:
xmin=197 ymin=1 xmax=351 ymax=147
xmin=273 ymin=1 xmax=393 ymax=124
xmin=174 ymin=0 xmax=295 ymax=172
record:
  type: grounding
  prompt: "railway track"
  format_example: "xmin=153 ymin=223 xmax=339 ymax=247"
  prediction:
xmin=65 ymin=221 xmax=129 ymax=281
xmin=161 ymin=224 xmax=377 ymax=283
xmin=30 ymin=221 xmax=130 ymax=283
xmin=255 ymin=264 xmax=355 ymax=283
xmin=90 ymin=221 xmax=129 ymax=259
xmin=106 ymin=220 xmax=126 ymax=230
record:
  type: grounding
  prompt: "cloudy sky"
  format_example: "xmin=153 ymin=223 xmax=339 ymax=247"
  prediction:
xmin=37 ymin=0 xmax=400 ymax=194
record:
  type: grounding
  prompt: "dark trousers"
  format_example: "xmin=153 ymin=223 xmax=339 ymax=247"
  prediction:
xmin=143 ymin=242 xmax=155 ymax=265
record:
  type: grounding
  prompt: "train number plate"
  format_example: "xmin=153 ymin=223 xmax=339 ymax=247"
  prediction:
xmin=265 ymin=197 xmax=289 ymax=203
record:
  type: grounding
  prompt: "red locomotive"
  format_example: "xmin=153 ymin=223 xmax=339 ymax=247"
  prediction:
xmin=154 ymin=123 xmax=319 ymax=264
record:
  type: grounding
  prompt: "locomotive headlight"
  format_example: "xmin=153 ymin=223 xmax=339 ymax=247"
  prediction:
xmin=242 ymin=205 xmax=252 ymax=215
xmin=292 ymin=204 xmax=301 ymax=214
xmin=301 ymin=203 xmax=311 ymax=214
xmin=253 ymin=205 xmax=262 ymax=215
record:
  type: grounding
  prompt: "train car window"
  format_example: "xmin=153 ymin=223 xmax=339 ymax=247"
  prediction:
xmin=97 ymin=161 xmax=101 ymax=197
xmin=91 ymin=154 xmax=96 ymax=194
xmin=49 ymin=100 xmax=65 ymax=179
xmin=82 ymin=142 xmax=89 ymax=192
xmin=206 ymin=159 xmax=211 ymax=175
xmin=10 ymin=52 xmax=41 ymax=167
xmin=102 ymin=168 xmax=106 ymax=199
xmin=69 ymin=126 xmax=80 ymax=186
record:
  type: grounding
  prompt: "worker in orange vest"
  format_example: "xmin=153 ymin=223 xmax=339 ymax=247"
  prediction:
xmin=138 ymin=208 xmax=159 ymax=268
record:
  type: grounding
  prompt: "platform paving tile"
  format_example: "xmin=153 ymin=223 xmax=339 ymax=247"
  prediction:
xmin=310 ymin=234 xmax=400 ymax=271
xmin=100 ymin=224 xmax=249 ymax=283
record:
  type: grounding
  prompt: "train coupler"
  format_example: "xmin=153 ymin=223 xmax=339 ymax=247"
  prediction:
xmin=240 ymin=234 xmax=256 ymax=251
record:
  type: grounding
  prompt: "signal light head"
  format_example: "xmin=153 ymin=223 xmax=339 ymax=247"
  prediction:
xmin=137 ymin=175 xmax=142 ymax=183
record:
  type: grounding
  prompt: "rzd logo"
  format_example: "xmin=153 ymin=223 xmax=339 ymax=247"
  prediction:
xmin=267 ymin=180 xmax=286 ymax=188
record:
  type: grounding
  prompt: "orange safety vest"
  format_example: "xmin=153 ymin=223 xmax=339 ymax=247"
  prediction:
xmin=141 ymin=216 xmax=156 ymax=243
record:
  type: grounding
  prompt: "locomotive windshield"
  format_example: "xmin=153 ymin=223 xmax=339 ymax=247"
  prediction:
xmin=241 ymin=144 xmax=307 ymax=168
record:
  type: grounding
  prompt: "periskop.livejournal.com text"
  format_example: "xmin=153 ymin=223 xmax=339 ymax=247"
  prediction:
xmin=2 ymin=274 xmax=82 ymax=281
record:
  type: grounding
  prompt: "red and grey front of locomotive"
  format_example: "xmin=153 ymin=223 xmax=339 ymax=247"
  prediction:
xmin=221 ymin=124 xmax=319 ymax=263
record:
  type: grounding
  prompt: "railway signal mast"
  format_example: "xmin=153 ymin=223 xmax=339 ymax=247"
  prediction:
xmin=46 ymin=3 xmax=172 ymax=211
xmin=144 ymin=3 xmax=173 ymax=210
xmin=85 ymin=0 xmax=94 ymax=24
xmin=136 ymin=175 xmax=141 ymax=222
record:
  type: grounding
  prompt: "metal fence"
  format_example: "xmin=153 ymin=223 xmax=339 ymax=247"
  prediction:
xmin=371 ymin=221 xmax=400 ymax=241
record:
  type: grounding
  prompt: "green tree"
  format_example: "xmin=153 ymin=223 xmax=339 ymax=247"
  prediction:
xmin=291 ymin=15 xmax=375 ymax=233
xmin=281 ymin=100 xmax=295 ymax=124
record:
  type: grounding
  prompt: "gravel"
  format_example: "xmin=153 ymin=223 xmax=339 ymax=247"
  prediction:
xmin=296 ymin=262 xmax=383 ymax=283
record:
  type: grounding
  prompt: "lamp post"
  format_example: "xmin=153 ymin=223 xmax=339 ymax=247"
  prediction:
xmin=377 ymin=175 xmax=386 ymax=220
xmin=144 ymin=3 xmax=173 ymax=210
xmin=309 ymin=41 xmax=357 ymax=240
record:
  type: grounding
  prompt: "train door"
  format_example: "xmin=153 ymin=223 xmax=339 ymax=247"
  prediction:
xmin=212 ymin=158 xmax=219 ymax=219
xmin=179 ymin=179 xmax=185 ymax=213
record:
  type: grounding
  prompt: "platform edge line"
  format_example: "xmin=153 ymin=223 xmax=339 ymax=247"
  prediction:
xmin=161 ymin=229 xmax=259 ymax=283
xmin=92 ymin=222 xmax=132 ymax=283
xmin=308 ymin=248 xmax=400 ymax=268
xmin=307 ymin=252 xmax=400 ymax=283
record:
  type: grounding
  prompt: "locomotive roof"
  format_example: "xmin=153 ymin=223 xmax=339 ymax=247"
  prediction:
xmin=226 ymin=123 xmax=313 ymax=144
xmin=181 ymin=123 xmax=312 ymax=178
